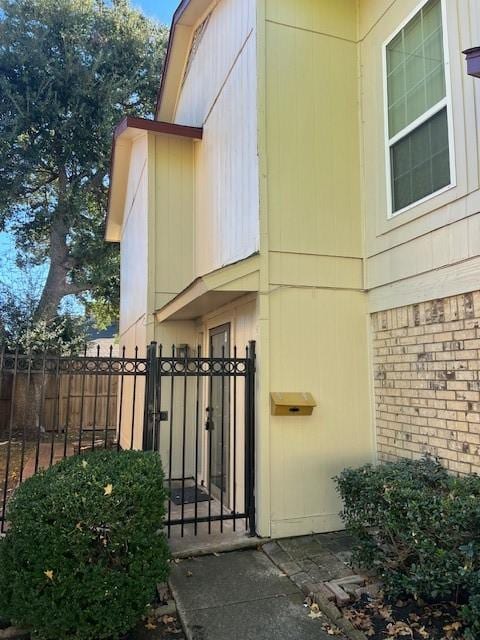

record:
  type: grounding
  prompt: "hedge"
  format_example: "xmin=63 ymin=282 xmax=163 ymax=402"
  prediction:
xmin=0 ymin=449 xmax=169 ymax=640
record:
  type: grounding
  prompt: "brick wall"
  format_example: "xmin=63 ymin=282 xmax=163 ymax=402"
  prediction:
xmin=372 ymin=291 xmax=480 ymax=475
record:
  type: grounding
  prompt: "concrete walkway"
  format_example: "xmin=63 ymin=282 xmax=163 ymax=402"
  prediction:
xmin=169 ymin=549 xmax=342 ymax=640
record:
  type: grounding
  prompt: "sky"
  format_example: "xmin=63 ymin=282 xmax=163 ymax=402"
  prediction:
xmin=136 ymin=0 xmax=178 ymax=24
xmin=0 ymin=0 xmax=178 ymax=312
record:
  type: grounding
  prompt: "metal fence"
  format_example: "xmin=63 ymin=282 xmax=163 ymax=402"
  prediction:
xmin=0 ymin=342 xmax=256 ymax=539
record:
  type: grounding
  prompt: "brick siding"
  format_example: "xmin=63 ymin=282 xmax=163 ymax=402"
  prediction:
xmin=372 ymin=292 xmax=480 ymax=475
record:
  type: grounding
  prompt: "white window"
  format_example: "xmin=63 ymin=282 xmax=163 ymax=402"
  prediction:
xmin=383 ymin=0 xmax=454 ymax=216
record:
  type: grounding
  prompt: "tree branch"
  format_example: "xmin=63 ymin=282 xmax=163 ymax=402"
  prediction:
xmin=63 ymin=282 xmax=89 ymax=296
xmin=24 ymin=174 xmax=59 ymax=196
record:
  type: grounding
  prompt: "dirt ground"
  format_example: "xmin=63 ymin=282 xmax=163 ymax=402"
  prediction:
xmin=0 ymin=435 xmax=32 ymax=504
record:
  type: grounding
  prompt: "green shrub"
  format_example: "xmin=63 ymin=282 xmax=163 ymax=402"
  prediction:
xmin=0 ymin=450 xmax=169 ymax=640
xmin=335 ymin=458 xmax=480 ymax=601
xmin=463 ymin=593 xmax=480 ymax=640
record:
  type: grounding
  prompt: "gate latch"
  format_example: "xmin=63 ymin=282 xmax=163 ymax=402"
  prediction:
xmin=205 ymin=406 xmax=214 ymax=431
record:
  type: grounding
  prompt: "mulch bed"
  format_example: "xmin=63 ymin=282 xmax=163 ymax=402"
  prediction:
xmin=342 ymin=594 xmax=465 ymax=639
xmin=129 ymin=582 xmax=185 ymax=640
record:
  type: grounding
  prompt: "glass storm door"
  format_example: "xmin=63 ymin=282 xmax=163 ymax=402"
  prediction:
xmin=208 ymin=324 xmax=230 ymax=504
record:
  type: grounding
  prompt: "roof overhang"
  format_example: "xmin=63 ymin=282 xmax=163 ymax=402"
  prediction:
xmin=155 ymin=254 xmax=260 ymax=322
xmin=156 ymin=0 xmax=215 ymax=121
xmin=105 ymin=116 xmax=202 ymax=242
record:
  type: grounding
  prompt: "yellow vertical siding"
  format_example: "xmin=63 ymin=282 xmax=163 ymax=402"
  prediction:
xmin=117 ymin=134 xmax=151 ymax=450
xmin=119 ymin=135 xmax=149 ymax=338
xmin=193 ymin=35 xmax=259 ymax=277
xmin=152 ymin=133 xmax=195 ymax=311
xmin=268 ymin=288 xmax=372 ymax=537
xmin=175 ymin=0 xmax=256 ymax=127
xmin=259 ymin=0 xmax=374 ymax=537
xmin=173 ymin=0 xmax=260 ymax=278
xmin=265 ymin=10 xmax=362 ymax=258
xmin=265 ymin=0 xmax=357 ymax=42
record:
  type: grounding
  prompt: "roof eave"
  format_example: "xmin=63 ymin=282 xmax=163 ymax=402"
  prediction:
xmin=105 ymin=116 xmax=202 ymax=243
xmin=155 ymin=0 xmax=214 ymax=122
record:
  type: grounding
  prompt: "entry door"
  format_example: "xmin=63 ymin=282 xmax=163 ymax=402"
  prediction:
xmin=208 ymin=324 xmax=230 ymax=504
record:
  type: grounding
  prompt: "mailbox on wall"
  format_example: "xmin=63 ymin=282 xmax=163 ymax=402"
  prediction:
xmin=270 ymin=392 xmax=316 ymax=416
xmin=464 ymin=47 xmax=480 ymax=78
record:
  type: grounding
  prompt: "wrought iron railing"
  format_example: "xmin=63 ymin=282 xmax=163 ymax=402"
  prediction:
xmin=0 ymin=342 xmax=256 ymax=540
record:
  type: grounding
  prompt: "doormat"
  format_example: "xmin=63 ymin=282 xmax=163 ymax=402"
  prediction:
xmin=170 ymin=486 xmax=212 ymax=506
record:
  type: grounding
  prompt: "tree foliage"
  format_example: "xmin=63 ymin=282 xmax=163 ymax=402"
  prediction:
xmin=0 ymin=0 xmax=168 ymax=328
xmin=0 ymin=247 xmax=89 ymax=352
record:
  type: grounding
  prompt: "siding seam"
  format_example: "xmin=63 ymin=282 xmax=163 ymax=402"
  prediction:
xmin=265 ymin=18 xmax=357 ymax=44
xmin=201 ymin=27 xmax=254 ymax=126
xmin=120 ymin=158 xmax=147 ymax=242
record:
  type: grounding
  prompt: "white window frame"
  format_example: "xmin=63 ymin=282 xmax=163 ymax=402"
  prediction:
xmin=382 ymin=0 xmax=456 ymax=218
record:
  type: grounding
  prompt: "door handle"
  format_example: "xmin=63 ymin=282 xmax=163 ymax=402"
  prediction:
xmin=205 ymin=406 xmax=214 ymax=431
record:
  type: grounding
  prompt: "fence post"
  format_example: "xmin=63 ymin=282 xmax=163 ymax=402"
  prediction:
xmin=244 ymin=340 xmax=256 ymax=537
xmin=143 ymin=342 xmax=158 ymax=451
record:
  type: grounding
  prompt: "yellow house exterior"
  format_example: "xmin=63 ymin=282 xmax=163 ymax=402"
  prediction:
xmin=106 ymin=0 xmax=480 ymax=539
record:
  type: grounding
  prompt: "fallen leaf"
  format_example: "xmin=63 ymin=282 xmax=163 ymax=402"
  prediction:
xmin=308 ymin=604 xmax=323 ymax=620
xmin=321 ymin=622 xmax=343 ymax=636
xmin=443 ymin=620 xmax=463 ymax=638
xmin=344 ymin=609 xmax=374 ymax=633
xmin=104 ymin=484 xmax=113 ymax=496
xmin=144 ymin=621 xmax=157 ymax=630
xmin=44 ymin=570 xmax=54 ymax=581
xmin=386 ymin=621 xmax=414 ymax=637
xmin=186 ymin=570 xmax=193 ymax=578
xmin=378 ymin=605 xmax=393 ymax=621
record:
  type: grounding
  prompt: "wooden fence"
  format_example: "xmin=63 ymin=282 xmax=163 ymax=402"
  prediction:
xmin=0 ymin=372 xmax=118 ymax=435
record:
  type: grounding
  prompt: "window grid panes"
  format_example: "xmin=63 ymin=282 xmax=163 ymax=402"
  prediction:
xmin=391 ymin=107 xmax=450 ymax=212
xmin=385 ymin=0 xmax=451 ymax=214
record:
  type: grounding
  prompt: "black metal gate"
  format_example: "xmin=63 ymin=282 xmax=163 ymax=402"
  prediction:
xmin=143 ymin=341 xmax=256 ymax=539
xmin=0 ymin=342 xmax=256 ymax=538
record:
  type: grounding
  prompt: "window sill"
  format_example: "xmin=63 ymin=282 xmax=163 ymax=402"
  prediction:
xmin=387 ymin=181 xmax=456 ymax=220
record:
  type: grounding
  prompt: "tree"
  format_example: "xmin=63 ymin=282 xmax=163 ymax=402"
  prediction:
xmin=0 ymin=0 xmax=168 ymax=327
xmin=0 ymin=281 xmax=89 ymax=354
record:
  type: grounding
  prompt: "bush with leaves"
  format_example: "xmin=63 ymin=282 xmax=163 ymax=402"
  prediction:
xmin=463 ymin=593 xmax=480 ymax=640
xmin=0 ymin=450 xmax=169 ymax=640
xmin=335 ymin=457 xmax=480 ymax=603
